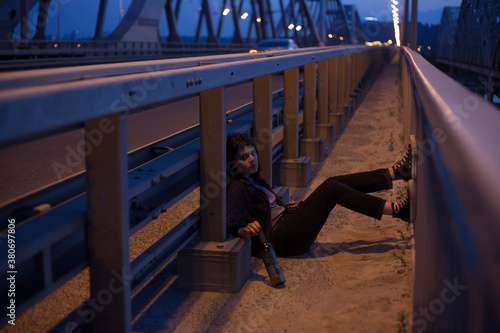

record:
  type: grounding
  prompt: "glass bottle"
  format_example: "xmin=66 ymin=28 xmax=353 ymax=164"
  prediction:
xmin=258 ymin=230 xmax=285 ymax=287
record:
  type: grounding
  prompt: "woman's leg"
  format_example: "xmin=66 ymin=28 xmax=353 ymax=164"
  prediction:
xmin=331 ymin=168 xmax=393 ymax=193
xmin=274 ymin=170 xmax=391 ymax=256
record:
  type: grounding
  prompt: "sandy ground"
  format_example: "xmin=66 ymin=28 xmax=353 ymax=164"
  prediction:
xmin=3 ymin=56 xmax=413 ymax=333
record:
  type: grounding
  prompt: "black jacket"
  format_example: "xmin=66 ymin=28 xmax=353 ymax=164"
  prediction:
xmin=226 ymin=175 xmax=285 ymax=255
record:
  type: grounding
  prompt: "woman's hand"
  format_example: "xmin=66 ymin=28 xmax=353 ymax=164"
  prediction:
xmin=285 ymin=201 xmax=298 ymax=213
xmin=238 ymin=221 xmax=261 ymax=239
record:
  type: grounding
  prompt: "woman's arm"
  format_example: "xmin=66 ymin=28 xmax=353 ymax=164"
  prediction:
xmin=237 ymin=221 xmax=261 ymax=239
xmin=227 ymin=180 xmax=253 ymax=237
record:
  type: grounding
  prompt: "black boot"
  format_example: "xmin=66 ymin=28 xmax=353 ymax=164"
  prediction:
xmin=392 ymin=191 xmax=410 ymax=223
xmin=392 ymin=145 xmax=412 ymax=181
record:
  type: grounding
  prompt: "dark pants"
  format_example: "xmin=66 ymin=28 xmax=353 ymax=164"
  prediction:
xmin=273 ymin=168 xmax=392 ymax=256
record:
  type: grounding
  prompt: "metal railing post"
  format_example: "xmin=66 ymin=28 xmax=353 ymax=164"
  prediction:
xmin=276 ymin=66 xmax=312 ymax=187
xmin=300 ymin=62 xmax=326 ymax=162
xmin=85 ymin=112 xmax=131 ymax=333
xmin=316 ymin=59 xmax=336 ymax=146
xmin=317 ymin=60 xmax=329 ymax=125
xmin=329 ymin=56 xmax=344 ymax=135
xmin=199 ymin=86 xmax=226 ymax=243
xmin=302 ymin=62 xmax=316 ymax=140
xmin=253 ymin=74 xmax=273 ymax=185
xmin=344 ymin=53 xmax=352 ymax=118
xmin=283 ymin=67 xmax=300 ymax=160
xmin=328 ymin=57 xmax=338 ymax=117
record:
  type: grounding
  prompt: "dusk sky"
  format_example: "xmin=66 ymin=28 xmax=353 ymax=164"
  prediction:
xmin=16 ymin=0 xmax=463 ymax=40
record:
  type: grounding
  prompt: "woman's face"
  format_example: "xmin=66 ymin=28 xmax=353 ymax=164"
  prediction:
xmin=235 ymin=145 xmax=258 ymax=178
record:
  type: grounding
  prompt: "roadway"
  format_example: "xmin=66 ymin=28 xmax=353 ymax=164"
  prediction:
xmin=0 ymin=76 xmax=285 ymax=204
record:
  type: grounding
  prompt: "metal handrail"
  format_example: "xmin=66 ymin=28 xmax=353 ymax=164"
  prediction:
xmin=401 ymin=46 xmax=500 ymax=332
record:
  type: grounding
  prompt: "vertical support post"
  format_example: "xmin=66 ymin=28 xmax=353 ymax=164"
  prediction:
xmin=328 ymin=57 xmax=338 ymax=116
xmin=275 ymin=67 xmax=311 ymax=187
xmin=303 ymin=63 xmax=316 ymax=140
xmin=336 ymin=55 xmax=348 ymax=129
xmin=344 ymin=53 xmax=352 ymax=119
xmin=199 ymin=87 xmax=226 ymax=243
xmin=301 ymin=62 xmax=325 ymax=162
xmin=317 ymin=60 xmax=328 ymax=125
xmin=328 ymin=56 xmax=344 ymax=134
xmin=86 ymin=112 xmax=131 ymax=333
xmin=178 ymin=87 xmax=250 ymax=293
xmin=253 ymin=75 xmax=273 ymax=185
xmin=283 ymin=67 xmax=299 ymax=160
xmin=316 ymin=59 xmax=335 ymax=145
xmin=350 ymin=52 xmax=357 ymax=110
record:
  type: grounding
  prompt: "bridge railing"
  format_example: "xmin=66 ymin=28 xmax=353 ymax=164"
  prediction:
xmin=0 ymin=45 xmax=387 ymax=331
xmin=401 ymin=46 xmax=500 ymax=332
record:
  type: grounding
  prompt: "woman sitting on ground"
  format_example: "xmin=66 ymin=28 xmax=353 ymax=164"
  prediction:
xmin=226 ymin=132 xmax=412 ymax=257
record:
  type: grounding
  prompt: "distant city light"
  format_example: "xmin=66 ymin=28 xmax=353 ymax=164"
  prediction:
xmin=428 ymin=46 xmax=431 ymax=50
xmin=328 ymin=34 xmax=333 ymax=38
xmin=241 ymin=12 xmax=249 ymax=19
xmin=288 ymin=24 xmax=294 ymax=30
xmin=391 ymin=0 xmax=401 ymax=47
xmin=222 ymin=8 xmax=230 ymax=16
xmin=295 ymin=25 xmax=302 ymax=31
xmin=339 ymin=36 xmax=344 ymax=41
xmin=364 ymin=17 xmax=378 ymax=21
xmin=256 ymin=17 xmax=261 ymax=23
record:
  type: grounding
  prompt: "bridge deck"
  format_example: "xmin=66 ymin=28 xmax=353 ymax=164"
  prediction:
xmin=5 ymin=57 xmax=414 ymax=332
xmin=128 ymin=58 xmax=414 ymax=332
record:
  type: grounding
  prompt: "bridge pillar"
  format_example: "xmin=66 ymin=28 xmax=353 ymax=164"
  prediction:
xmin=274 ymin=67 xmax=311 ymax=188
xmin=178 ymin=86 xmax=251 ymax=293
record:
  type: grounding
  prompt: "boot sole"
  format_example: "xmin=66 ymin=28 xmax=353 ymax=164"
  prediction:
xmin=410 ymin=135 xmax=417 ymax=181
xmin=408 ymin=179 xmax=416 ymax=224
